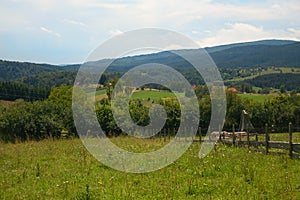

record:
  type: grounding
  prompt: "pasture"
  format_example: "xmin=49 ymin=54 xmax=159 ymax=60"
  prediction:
xmin=237 ymin=93 xmax=275 ymax=103
xmin=91 ymin=88 xmax=280 ymax=104
xmin=91 ymin=89 xmax=284 ymax=103
xmin=131 ymin=90 xmax=177 ymax=101
xmin=1 ymin=137 xmax=299 ymax=199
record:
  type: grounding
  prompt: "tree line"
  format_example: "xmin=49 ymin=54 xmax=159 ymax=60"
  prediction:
xmin=0 ymin=85 xmax=300 ymax=142
xmin=0 ymin=81 xmax=50 ymax=101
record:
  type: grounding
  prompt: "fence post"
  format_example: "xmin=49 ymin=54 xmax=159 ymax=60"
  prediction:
xmin=247 ymin=130 xmax=250 ymax=148
xmin=232 ymin=124 xmax=236 ymax=147
xmin=289 ymin=122 xmax=293 ymax=158
xmin=255 ymin=133 xmax=258 ymax=148
xmin=219 ymin=124 xmax=222 ymax=142
xmin=199 ymin=127 xmax=201 ymax=143
xmin=265 ymin=123 xmax=269 ymax=154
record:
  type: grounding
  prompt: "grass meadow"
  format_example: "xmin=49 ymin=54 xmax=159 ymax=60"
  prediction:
xmin=91 ymin=88 xmax=279 ymax=104
xmin=1 ymin=137 xmax=300 ymax=199
xmin=131 ymin=90 xmax=179 ymax=102
xmin=237 ymin=93 xmax=276 ymax=103
xmin=91 ymin=90 xmax=179 ymax=102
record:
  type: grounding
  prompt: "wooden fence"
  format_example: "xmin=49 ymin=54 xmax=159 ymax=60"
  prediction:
xmin=219 ymin=122 xmax=300 ymax=158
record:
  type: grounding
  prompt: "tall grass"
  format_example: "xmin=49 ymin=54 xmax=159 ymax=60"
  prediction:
xmin=1 ymin=138 xmax=299 ymax=199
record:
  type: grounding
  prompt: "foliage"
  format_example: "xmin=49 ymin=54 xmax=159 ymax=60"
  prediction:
xmin=0 ymin=85 xmax=77 ymax=142
xmin=242 ymin=73 xmax=300 ymax=91
xmin=18 ymin=70 xmax=77 ymax=87
xmin=0 ymin=81 xmax=50 ymax=101
xmin=0 ymin=60 xmax=62 ymax=81
xmin=1 ymin=84 xmax=300 ymax=142
xmin=210 ymin=42 xmax=300 ymax=68
xmin=0 ymin=100 xmax=61 ymax=142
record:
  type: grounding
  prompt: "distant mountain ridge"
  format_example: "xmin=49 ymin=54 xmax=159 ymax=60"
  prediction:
xmin=0 ymin=60 xmax=80 ymax=81
xmin=205 ymin=39 xmax=296 ymax=53
xmin=211 ymin=42 xmax=300 ymax=67
xmin=1 ymin=39 xmax=300 ymax=82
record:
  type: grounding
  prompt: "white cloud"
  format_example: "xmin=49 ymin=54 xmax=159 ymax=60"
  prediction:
xmin=63 ymin=19 xmax=87 ymax=27
xmin=198 ymin=23 xmax=300 ymax=47
xmin=86 ymin=2 xmax=128 ymax=9
xmin=271 ymin=4 xmax=281 ymax=10
xmin=287 ymin=28 xmax=300 ymax=37
xmin=109 ymin=29 xmax=124 ymax=36
xmin=40 ymin=26 xmax=61 ymax=37
xmin=1 ymin=0 xmax=300 ymax=63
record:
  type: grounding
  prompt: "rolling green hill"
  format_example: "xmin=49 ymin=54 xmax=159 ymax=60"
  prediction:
xmin=0 ymin=60 xmax=79 ymax=81
xmin=241 ymin=73 xmax=300 ymax=91
xmin=1 ymin=39 xmax=300 ymax=97
xmin=205 ymin=39 xmax=296 ymax=53
xmin=2 ymin=39 xmax=299 ymax=83
xmin=18 ymin=70 xmax=77 ymax=88
xmin=86 ymin=40 xmax=300 ymax=73
xmin=211 ymin=42 xmax=300 ymax=68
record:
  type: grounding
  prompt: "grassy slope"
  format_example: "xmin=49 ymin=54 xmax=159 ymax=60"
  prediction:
xmin=93 ymin=89 xmax=282 ymax=104
xmin=1 ymin=138 xmax=299 ymax=199
xmin=131 ymin=90 xmax=176 ymax=101
xmin=252 ymin=132 xmax=300 ymax=143
xmin=92 ymin=90 xmax=177 ymax=102
xmin=226 ymin=67 xmax=300 ymax=83
xmin=237 ymin=93 xmax=276 ymax=103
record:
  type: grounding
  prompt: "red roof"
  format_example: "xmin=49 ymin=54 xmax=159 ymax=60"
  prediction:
xmin=227 ymin=87 xmax=238 ymax=93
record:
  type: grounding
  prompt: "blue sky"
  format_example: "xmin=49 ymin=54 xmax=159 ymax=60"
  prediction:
xmin=0 ymin=0 xmax=299 ymax=64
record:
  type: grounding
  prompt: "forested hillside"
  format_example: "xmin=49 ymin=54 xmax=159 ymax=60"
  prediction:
xmin=0 ymin=81 xmax=50 ymax=101
xmin=0 ymin=39 xmax=300 ymax=103
xmin=242 ymin=73 xmax=300 ymax=91
xmin=0 ymin=60 xmax=79 ymax=81
xmin=1 ymin=40 xmax=299 ymax=82
xmin=210 ymin=42 xmax=300 ymax=68
xmin=18 ymin=71 xmax=77 ymax=88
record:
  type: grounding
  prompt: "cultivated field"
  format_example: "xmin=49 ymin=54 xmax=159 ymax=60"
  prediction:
xmin=92 ymin=89 xmax=279 ymax=103
xmin=93 ymin=90 xmax=182 ymax=102
xmin=237 ymin=93 xmax=276 ymax=103
xmin=1 ymin=137 xmax=299 ymax=199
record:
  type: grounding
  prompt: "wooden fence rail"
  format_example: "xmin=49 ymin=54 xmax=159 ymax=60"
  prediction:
xmin=219 ymin=122 xmax=300 ymax=158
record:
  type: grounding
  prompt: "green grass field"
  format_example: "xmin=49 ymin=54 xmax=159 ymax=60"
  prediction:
xmin=251 ymin=132 xmax=300 ymax=143
xmin=226 ymin=67 xmax=300 ymax=83
xmin=92 ymin=90 xmax=177 ymax=102
xmin=131 ymin=90 xmax=179 ymax=101
xmin=92 ymin=88 xmax=279 ymax=104
xmin=1 ymin=137 xmax=299 ymax=199
xmin=88 ymin=89 xmax=106 ymax=97
xmin=238 ymin=93 xmax=276 ymax=103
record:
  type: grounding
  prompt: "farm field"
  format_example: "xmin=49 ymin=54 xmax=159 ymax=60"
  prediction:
xmin=92 ymin=89 xmax=177 ymax=102
xmin=131 ymin=90 xmax=180 ymax=101
xmin=92 ymin=89 xmax=282 ymax=103
xmin=1 ymin=137 xmax=299 ymax=199
xmin=88 ymin=85 xmax=292 ymax=103
xmin=252 ymin=132 xmax=300 ymax=143
xmin=88 ymin=89 xmax=106 ymax=97
xmin=92 ymin=89 xmax=107 ymax=102
xmin=225 ymin=67 xmax=300 ymax=83
xmin=237 ymin=93 xmax=276 ymax=103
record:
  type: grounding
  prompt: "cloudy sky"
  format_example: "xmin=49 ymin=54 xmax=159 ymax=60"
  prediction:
xmin=0 ymin=0 xmax=299 ymax=64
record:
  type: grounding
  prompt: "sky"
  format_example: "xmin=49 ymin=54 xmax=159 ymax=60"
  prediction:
xmin=0 ymin=0 xmax=300 ymax=64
